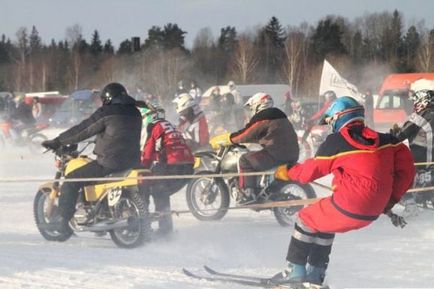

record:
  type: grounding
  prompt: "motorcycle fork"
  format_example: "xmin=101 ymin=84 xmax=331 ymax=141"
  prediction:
xmin=45 ymin=171 xmax=62 ymax=218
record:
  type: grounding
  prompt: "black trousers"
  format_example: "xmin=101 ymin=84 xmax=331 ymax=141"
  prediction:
xmin=143 ymin=163 xmax=194 ymax=233
xmin=59 ymin=160 xmax=116 ymax=220
xmin=238 ymin=149 xmax=286 ymax=189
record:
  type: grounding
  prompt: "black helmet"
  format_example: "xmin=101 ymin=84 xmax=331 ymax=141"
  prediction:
xmin=100 ymin=82 xmax=128 ymax=105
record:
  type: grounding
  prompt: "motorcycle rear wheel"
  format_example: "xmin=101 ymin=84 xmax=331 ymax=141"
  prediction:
xmin=109 ymin=189 xmax=150 ymax=248
xmin=186 ymin=171 xmax=230 ymax=221
xmin=272 ymin=181 xmax=317 ymax=227
xmin=33 ymin=189 xmax=73 ymax=242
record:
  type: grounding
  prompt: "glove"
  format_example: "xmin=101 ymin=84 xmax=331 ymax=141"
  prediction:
xmin=390 ymin=123 xmax=401 ymax=136
xmin=386 ymin=211 xmax=407 ymax=228
xmin=41 ymin=138 xmax=61 ymax=150
xmin=274 ymin=164 xmax=291 ymax=181
xmin=209 ymin=133 xmax=232 ymax=150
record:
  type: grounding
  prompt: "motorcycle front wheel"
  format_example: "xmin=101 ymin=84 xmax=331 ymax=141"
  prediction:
xmin=109 ymin=189 xmax=151 ymax=248
xmin=271 ymin=181 xmax=317 ymax=227
xmin=186 ymin=171 xmax=230 ymax=221
xmin=33 ymin=188 xmax=73 ymax=242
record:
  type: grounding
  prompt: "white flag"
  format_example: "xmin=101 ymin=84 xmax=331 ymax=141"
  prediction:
xmin=319 ymin=60 xmax=363 ymax=103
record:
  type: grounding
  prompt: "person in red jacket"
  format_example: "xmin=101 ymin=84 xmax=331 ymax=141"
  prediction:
xmin=272 ymin=96 xmax=415 ymax=285
xmin=172 ymin=93 xmax=210 ymax=151
xmin=140 ymin=102 xmax=194 ymax=236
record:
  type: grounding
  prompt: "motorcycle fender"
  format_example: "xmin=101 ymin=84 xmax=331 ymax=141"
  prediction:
xmin=107 ymin=188 xmax=122 ymax=207
xmin=38 ymin=182 xmax=59 ymax=200
xmin=84 ymin=169 xmax=150 ymax=202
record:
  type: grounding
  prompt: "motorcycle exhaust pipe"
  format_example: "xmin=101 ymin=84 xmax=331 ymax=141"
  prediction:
xmin=80 ymin=218 xmax=133 ymax=232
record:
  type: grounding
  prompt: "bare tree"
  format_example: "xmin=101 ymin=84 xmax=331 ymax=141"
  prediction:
xmin=66 ymin=24 xmax=83 ymax=90
xmin=282 ymin=25 xmax=308 ymax=95
xmin=230 ymin=34 xmax=258 ymax=83
xmin=418 ymin=29 xmax=434 ymax=72
xmin=15 ymin=27 xmax=28 ymax=91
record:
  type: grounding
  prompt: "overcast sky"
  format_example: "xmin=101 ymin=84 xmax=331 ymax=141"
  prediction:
xmin=3 ymin=0 xmax=434 ymax=49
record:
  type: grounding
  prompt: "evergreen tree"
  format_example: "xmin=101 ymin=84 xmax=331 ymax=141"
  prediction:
xmin=103 ymin=39 xmax=114 ymax=54
xmin=351 ymin=30 xmax=364 ymax=64
xmin=118 ymin=39 xmax=132 ymax=54
xmin=90 ymin=30 xmax=103 ymax=56
xmin=29 ymin=25 xmax=42 ymax=55
xmin=264 ymin=16 xmax=286 ymax=48
xmin=310 ymin=16 xmax=347 ymax=62
xmin=401 ymin=25 xmax=420 ymax=72
xmin=256 ymin=16 xmax=286 ymax=81
xmin=162 ymin=23 xmax=187 ymax=51
xmin=217 ymin=26 xmax=237 ymax=53
xmin=143 ymin=26 xmax=164 ymax=50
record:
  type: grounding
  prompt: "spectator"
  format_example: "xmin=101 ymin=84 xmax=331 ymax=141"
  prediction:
xmin=228 ymin=81 xmax=242 ymax=105
xmin=189 ymin=80 xmax=202 ymax=103
xmin=363 ymin=89 xmax=374 ymax=127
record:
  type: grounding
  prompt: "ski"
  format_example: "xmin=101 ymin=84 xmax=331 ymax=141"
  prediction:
xmin=204 ymin=265 xmax=269 ymax=282
xmin=183 ymin=268 xmax=328 ymax=289
xmin=183 ymin=268 xmax=273 ymax=287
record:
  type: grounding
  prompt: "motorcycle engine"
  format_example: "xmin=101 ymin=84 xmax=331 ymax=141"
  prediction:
xmin=73 ymin=203 xmax=91 ymax=225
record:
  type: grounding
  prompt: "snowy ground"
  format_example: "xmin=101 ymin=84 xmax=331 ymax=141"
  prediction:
xmin=0 ymin=148 xmax=433 ymax=289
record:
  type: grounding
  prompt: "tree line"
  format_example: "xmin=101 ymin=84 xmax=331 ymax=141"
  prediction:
xmin=0 ymin=9 xmax=433 ymax=104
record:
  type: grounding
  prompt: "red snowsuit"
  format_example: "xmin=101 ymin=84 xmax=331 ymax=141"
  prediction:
xmin=141 ymin=119 xmax=194 ymax=168
xmin=287 ymin=123 xmax=415 ymax=233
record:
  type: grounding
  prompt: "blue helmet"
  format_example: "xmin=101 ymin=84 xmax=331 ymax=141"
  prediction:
xmin=320 ymin=96 xmax=365 ymax=132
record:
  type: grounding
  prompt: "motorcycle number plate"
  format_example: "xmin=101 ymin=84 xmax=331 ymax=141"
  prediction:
xmin=108 ymin=188 xmax=122 ymax=207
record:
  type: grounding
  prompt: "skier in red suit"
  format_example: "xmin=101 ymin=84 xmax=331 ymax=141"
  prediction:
xmin=272 ymin=96 xmax=415 ymax=285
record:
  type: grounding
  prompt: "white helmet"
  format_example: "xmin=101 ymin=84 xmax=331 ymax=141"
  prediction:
xmin=244 ymin=92 xmax=274 ymax=114
xmin=172 ymin=93 xmax=196 ymax=114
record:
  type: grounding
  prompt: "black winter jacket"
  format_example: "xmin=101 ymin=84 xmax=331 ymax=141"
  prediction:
xmin=230 ymin=107 xmax=299 ymax=162
xmin=57 ymin=94 xmax=142 ymax=170
xmin=394 ymin=108 xmax=434 ymax=164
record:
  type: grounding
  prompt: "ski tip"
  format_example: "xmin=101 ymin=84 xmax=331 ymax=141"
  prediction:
xmin=203 ymin=265 xmax=217 ymax=274
xmin=182 ymin=268 xmax=195 ymax=277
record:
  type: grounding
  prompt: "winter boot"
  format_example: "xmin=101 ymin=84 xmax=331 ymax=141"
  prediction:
xmin=270 ymin=262 xmax=306 ymax=284
xmin=306 ymin=264 xmax=326 ymax=285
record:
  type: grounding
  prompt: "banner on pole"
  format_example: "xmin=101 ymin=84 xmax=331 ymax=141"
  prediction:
xmin=319 ymin=60 xmax=363 ymax=103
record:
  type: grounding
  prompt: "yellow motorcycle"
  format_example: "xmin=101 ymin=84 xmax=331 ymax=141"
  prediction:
xmin=33 ymin=142 xmax=151 ymax=248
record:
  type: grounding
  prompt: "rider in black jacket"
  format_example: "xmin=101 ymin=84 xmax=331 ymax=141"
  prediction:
xmin=42 ymin=82 xmax=142 ymax=232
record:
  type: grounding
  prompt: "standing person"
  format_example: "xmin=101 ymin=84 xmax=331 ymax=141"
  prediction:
xmin=173 ymin=93 xmax=210 ymax=151
xmin=32 ymin=96 xmax=42 ymax=120
xmin=210 ymin=92 xmax=299 ymax=204
xmin=140 ymin=102 xmax=194 ymax=237
xmin=391 ymin=89 xmax=434 ymax=214
xmin=301 ymin=90 xmax=337 ymax=142
xmin=208 ymin=86 xmax=222 ymax=112
xmin=175 ymin=80 xmax=187 ymax=98
xmin=10 ymin=94 xmax=36 ymax=138
xmin=308 ymin=90 xmax=337 ymax=125
xmin=228 ymin=80 xmax=242 ymax=105
xmin=189 ymin=80 xmax=202 ymax=103
xmin=272 ymin=96 xmax=415 ymax=285
xmin=41 ymin=82 xmax=142 ymax=233
xmin=363 ymin=89 xmax=374 ymax=128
